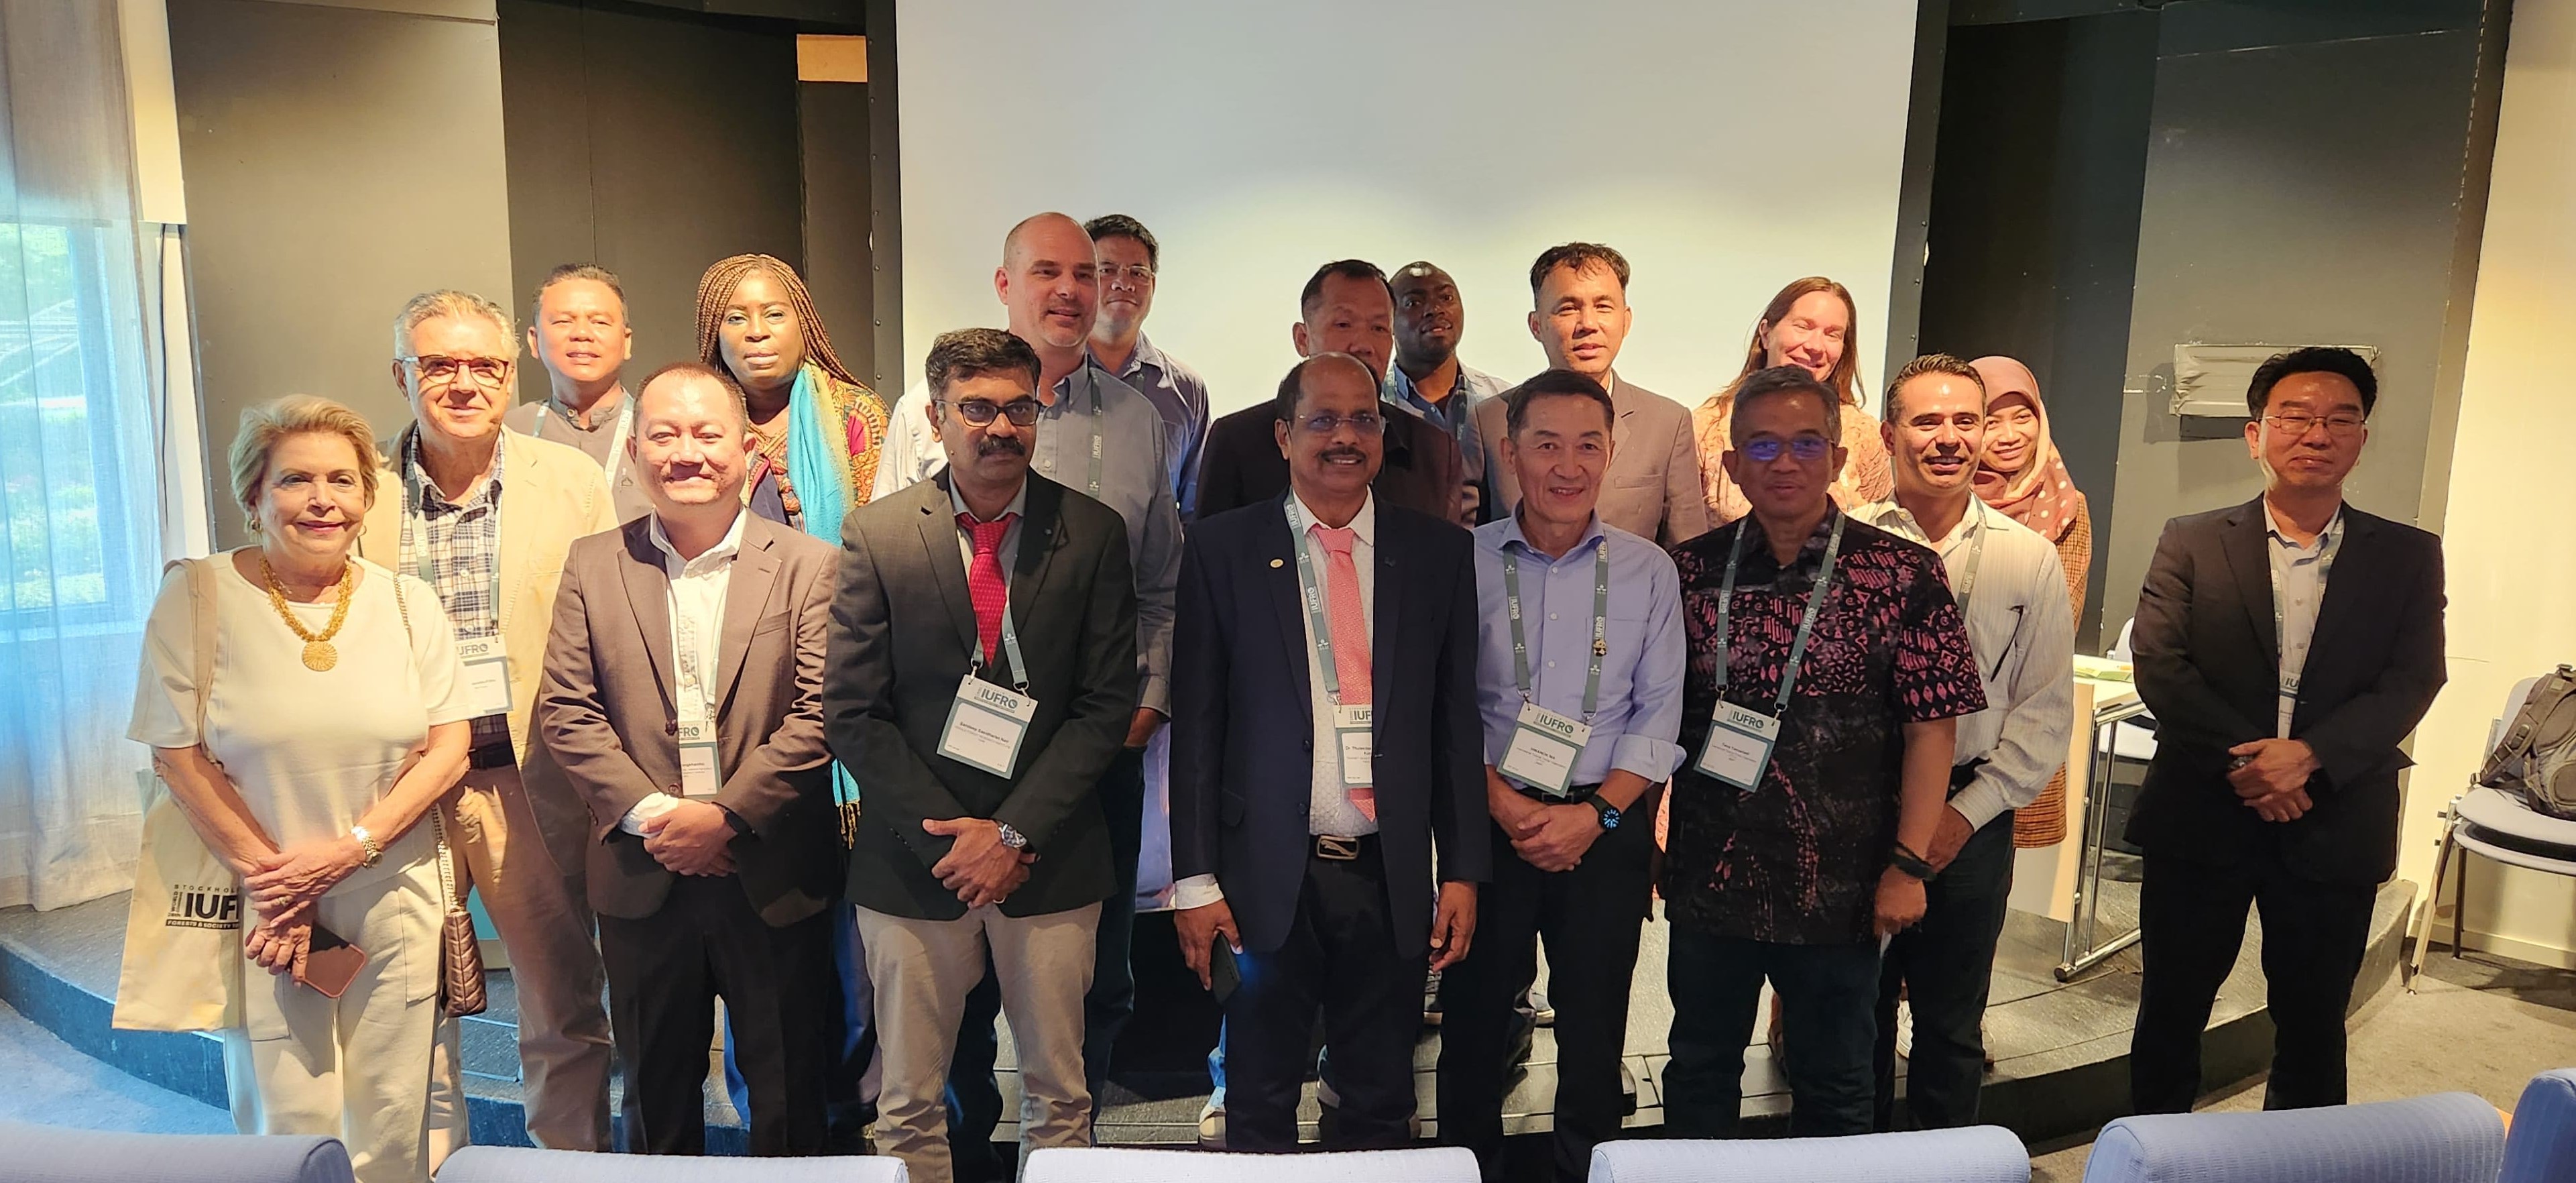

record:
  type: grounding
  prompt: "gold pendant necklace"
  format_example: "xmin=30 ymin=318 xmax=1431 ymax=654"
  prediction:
xmin=260 ymin=555 xmax=355 ymax=672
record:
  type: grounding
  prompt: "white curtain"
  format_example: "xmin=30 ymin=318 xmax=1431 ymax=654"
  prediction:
xmin=0 ymin=3 xmax=168 ymax=909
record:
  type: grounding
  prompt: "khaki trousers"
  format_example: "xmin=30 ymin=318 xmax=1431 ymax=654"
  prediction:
xmin=858 ymin=902 xmax=1099 ymax=1183
xmin=447 ymin=765 xmax=613 ymax=1149
xmin=224 ymin=858 xmax=453 ymax=1183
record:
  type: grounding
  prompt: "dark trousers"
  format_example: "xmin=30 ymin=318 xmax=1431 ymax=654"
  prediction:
xmin=1665 ymin=928 xmax=1882 ymax=1138
xmin=721 ymin=903 xmax=873 ymax=1149
xmin=2130 ymin=853 xmax=2375 ymax=1113
xmin=945 ymin=747 xmax=1145 ymax=1180
xmin=598 ymin=874 xmax=833 ymax=1156
xmin=1224 ymin=838 xmax=1419 ymax=1151
xmin=1873 ymin=811 xmax=2015 ymax=1130
xmin=1437 ymin=792 xmax=1657 ymax=1182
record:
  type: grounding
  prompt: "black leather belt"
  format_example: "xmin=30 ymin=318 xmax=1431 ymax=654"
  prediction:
xmin=468 ymin=740 xmax=518 ymax=771
xmin=1513 ymin=781 xmax=1604 ymax=805
xmin=1311 ymin=834 xmax=1379 ymax=862
xmin=1948 ymin=757 xmax=1989 ymax=795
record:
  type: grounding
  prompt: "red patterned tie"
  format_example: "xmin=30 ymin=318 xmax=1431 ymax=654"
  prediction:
xmin=1310 ymin=524 xmax=1376 ymax=822
xmin=960 ymin=512 xmax=1016 ymax=665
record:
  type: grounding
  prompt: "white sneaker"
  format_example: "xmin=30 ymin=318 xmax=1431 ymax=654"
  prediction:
xmin=1895 ymin=999 xmax=1914 ymax=1061
xmin=1197 ymin=1090 xmax=1226 ymax=1147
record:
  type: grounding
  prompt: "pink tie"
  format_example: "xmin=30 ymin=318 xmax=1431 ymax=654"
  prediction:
xmin=960 ymin=512 xmax=1016 ymax=666
xmin=1310 ymin=523 xmax=1376 ymax=822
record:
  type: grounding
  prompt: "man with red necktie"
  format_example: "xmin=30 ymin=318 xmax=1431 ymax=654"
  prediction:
xmin=1170 ymin=351 xmax=1487 ymax=1151
xmin=825 ymin=328 xmax=1139 ymax=1183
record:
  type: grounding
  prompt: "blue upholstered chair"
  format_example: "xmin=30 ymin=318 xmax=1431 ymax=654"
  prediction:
xmin=0 ymin=1123 xmax=353 ymax=1183
xmin=1586 ymin=1126 xmax=2030 ymax=1182
xmin=2502 ymin=1068 xmax=2576 ymax=1183
xmin=432 ymin=1145 xmax=906 ymax=1181
xmin=1021 ymin=1145 xmax=1480 ymax=1182
xmin=2081 ymin=1092 xmax=2504 ymax=1183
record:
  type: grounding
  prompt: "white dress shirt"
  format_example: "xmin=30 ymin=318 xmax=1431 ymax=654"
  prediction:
xmin=619 ymin=508 xmax=748 ymax=834
xmin=2266 ymin=501 xmax=2343 ymax=738
xmin=1171 ymin=492 xmax=1379 ymax=911
xmin=1856 ymin=495 xmax=2075 ymax=832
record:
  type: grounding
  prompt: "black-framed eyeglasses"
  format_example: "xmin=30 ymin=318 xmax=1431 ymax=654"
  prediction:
xmin=1297 ymin=411 xmax=1386 ymax=437
xmin=1739 ymin=436 xmax=1833 ymax=463
xmin=943 ymin=398 xmax=1043 ymax=427
xmin=2262 ymin=412 xmax=2367 ymax=439
xmin=400 ymin=354 xmax=511 ymax=387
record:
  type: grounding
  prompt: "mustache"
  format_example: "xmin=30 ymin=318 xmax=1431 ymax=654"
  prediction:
xmin=977 ymin=437 xmax=1027 ymax=458
xmin=1321 ymin=446 xmax=1367 ymax=463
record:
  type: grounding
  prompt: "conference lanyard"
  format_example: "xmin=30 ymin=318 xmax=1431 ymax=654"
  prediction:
xmin=953 ymin=528 xmax=1029 ymax=693
xmin=1055 ymin=367 xmax=1104 ymax=501
xmin=2269 ymin=510 xmax=2344 ymax=713
xmin=1952 ymin=498 xmax=1990 ymax=620
xmin=1285 ymin=496 xmax=1357 ymax=706
xmin=669 ymin=571 xmax=721 ymax=797
xmin=532 ymin=394 xmax=635 ymax=496
xmin=1503 ymin=541 xmax=1612 ymax=721
xmin=1714 ymin=512 xmax=1847 ymax=717
xmin=400 ymin=433 xmax=511 ymax=719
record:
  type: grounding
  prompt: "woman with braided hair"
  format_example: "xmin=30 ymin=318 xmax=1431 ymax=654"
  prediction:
xmin=696 ymin=253 xmax=892 ymax=543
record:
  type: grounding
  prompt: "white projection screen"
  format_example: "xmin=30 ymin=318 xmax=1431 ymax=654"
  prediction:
xmin=896 ymin=1 xmax=1920 ymax=418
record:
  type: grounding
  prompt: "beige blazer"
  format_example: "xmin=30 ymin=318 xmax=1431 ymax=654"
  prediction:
xmin=1474 ymin=372 xmax=1714 ymax=546
xmin=357 ymin=425 xmax=620 ymax=763
xmin=536 ymin=514 xmax=843 ymax=925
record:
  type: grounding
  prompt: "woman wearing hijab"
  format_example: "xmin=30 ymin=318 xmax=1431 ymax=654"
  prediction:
xmin=1971 ymin=354 xmax=2093 ymax=848
xmin=1690 ymin=276 xmax=1895 ymax=524
xmin=696 ymin=253 xmax=892 ymax=542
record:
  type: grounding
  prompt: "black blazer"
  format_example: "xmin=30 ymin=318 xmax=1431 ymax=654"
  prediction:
xmin=2126 ymin=497 xmax=2446 ymax=885
xmin=825 ymin=471 xmax=1140 ymax=920
xmin=1192 ymin=403 xmax=1464 ymax=524
xmin=1169 ymin=495 xmax=1488 ymax=958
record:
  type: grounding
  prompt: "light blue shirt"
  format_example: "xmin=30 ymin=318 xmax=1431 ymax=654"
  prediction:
xmin=1098 ymin=334 xmax=1212 ymax=518
xmin=1471 ymin=511 xmax=1688 ymax=791
xmin=1385 ymin=361 xmax=1506 ymax=522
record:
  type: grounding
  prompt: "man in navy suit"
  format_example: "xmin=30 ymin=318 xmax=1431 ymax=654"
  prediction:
xmin=1170 ymin=352 xmax=1488 ymax=1151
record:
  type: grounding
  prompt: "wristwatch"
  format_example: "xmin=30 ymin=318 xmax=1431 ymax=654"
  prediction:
xmin=349 ymin=825 xmax=383 ymax=868
xmin=1585 ymin=797 xmax=1623 ymax=832
xmin=995 ymin=822 xmax=1029 ymax=850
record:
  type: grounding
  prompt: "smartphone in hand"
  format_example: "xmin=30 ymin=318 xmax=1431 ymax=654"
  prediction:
xmin=1209 ymin=934 xmax=1242 ymax=1007
xmin=297 ymin=923 xmax=367 ymax=998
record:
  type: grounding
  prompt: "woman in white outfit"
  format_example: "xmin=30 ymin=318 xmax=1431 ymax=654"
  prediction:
xmin=129 ymin=396 xmax=473 ymax=1182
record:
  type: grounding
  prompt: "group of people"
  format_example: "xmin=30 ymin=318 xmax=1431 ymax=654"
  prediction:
xmin=125 ymin=207 xmax=2446 ymax=1183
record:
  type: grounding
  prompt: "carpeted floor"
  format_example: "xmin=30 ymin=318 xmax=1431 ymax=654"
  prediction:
xmin=2030 ymin=951 xmax=2576 ymax=1180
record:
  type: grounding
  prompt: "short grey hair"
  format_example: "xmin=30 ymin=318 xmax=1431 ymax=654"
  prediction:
xmin=393 ymin=289 xmax=516 ymax=359
xmin=1729 ymin=365 xmax=1841 ymax=444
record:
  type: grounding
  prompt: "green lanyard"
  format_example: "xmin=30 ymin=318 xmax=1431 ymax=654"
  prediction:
xmin=1503 ymin=539 xmax=1612 ymax=722
xmin=1285 ymin=496 xmax=1357 ymax=705
xmin=1715 ymin=512 xmax=1846 ymax=716
xmin=400 ymin=433 xmax=504 ymax=637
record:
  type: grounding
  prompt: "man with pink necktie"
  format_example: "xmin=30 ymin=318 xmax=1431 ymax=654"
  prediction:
xmin=1170 ymin=351 xmax=1488 ymax=1151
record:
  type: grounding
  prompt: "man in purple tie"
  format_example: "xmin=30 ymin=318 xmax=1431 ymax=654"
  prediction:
xmin=1169 ymin=351 xmax=1488 ymax=1151
xmin=825 ymin=328 xmax=1140 ymax=1183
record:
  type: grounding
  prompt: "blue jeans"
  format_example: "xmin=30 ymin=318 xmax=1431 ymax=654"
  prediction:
xmin=1664 ymin=928 xmax=1882 ymax=1137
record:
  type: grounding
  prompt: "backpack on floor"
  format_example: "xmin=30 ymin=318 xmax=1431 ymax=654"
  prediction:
xmin=2479 ymin=665 xmax=2576 ymax=820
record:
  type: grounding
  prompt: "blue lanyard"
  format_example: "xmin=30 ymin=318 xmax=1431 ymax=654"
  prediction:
xmin=1714 ymin=513 xmax=1846 ymax=716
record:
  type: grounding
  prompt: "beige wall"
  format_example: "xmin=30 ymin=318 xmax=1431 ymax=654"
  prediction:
xmin=2402 ymin=0 xmax=2576 ymax=966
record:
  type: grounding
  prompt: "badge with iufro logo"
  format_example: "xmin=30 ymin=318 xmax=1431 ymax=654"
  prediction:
xmin=164 ymin=884 xmax=243 ymax=931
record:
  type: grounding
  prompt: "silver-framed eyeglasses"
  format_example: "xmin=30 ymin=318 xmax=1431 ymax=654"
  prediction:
xmin=1296 ymin=410 xmax=1386 ymax=437
xmin=1740 ymin=435 xmax=1833 ymax=463
xmin=2262 ymin=412 xmax=2367 ymax=439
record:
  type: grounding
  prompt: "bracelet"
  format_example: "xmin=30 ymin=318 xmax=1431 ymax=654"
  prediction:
xmin=350 ymin=825 xmax=383 ymax=868
xmin=1888 ymin=842 xmax=1934 ymax=881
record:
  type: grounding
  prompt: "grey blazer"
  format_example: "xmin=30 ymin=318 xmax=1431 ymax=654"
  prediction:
xmin=536 ymin=513 xmax=844 ymax=926
xmin=825 ymin=471 xmax=1140 ymax=921
xmin=1473 ymin=372 xmax=1713 ymax=547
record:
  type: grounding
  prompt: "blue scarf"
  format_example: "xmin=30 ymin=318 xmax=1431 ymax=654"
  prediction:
xmin=784 ymin=364 xmax=848 ymax=548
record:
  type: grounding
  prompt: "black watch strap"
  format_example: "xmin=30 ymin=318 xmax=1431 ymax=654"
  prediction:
xmin=1586 ymin=795 xmax=1621 ymax=829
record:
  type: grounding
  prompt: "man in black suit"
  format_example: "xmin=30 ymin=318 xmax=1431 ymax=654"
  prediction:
xmin=825 ymin=329 xmax=1139 ymax=1183
xmin=1193 ymin=260 xmax=1466 ymax=524
xmin=1171 ymin=351 xmax=1487 ymax=1151
xmin=2127 ymin=346 xmax=2446 ymax=1113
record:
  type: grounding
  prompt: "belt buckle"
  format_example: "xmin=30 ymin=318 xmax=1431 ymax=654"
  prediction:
xmin=1314 ymin=835 xmax=1361 ymax=862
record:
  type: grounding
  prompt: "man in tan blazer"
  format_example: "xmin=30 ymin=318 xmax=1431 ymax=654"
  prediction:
xmin=357 ymin=290 xmax=618 ymax=1151
xmin=538 ymin=361 xmax=842 ymax=1154
xmin=1473 ymin=243 xmax=1713 ymax=546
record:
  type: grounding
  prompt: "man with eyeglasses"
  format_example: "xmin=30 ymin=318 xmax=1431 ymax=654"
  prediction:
xmin=829 ymin=328 xmax=1140 ymax=1183
xmin=1386 ymin=261 xmax=1505 ymax=527
xmin=1085 ymin=215 xmax=1212 ymax=516
xmin=1660 ymin=365 xmax=1983 ymax=1138
xmin=1193 ymin=260 xmax=1466 ymax=524
xmin=2127 ymin=347 xmax=2445 ymax=1113
xmin=1170 ymin=351 xmax=1485 ymax=1152
xmin=357 ymin=290 xmax=620 ymax=1152
xmin=870 ymin=213 xmax=1182 ymax=1179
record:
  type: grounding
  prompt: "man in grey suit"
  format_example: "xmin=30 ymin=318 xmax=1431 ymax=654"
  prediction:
xmin=1474 ymin=243 xmax=1713 ymax=546
xmin=826 ymin=328 xmax=1140 ymax=1183
xmin=536 ymin=361 xmax=844 ymax=1155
